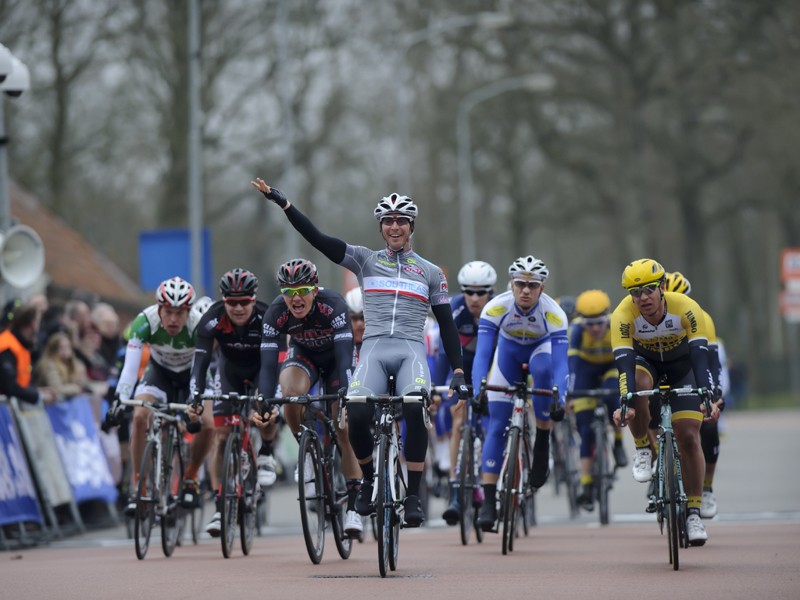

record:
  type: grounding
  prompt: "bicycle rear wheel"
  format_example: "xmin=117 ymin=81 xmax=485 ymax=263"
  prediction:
xmin=458 ymin=427 xmax=474 ymax=546
xmin=298 ymin=431 xmax=325 ymax=564
xmin=594 ymin=421 xmax=611 ymax=526
xmin=376 ymin=434 xmax=392 ymax=577
xmin=501 ymin=427 xmax=519 ymax=555
xmin=329 ymin=444 xmax=353 ymax=560
xmin=239 ymin=440 xmax=258 ymax=556
xmin=664 ymin=432 xmax=680 ymax=570
xmin=161 ymin=435 xmax=183 ymax=557
xmin=134 ymin=441 xmax=157 ymax=560
xmin=220 ymin=434 xmax=240 ymax=558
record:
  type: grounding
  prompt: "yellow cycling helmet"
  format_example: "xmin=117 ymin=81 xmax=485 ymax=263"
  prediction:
xmin=664 ymin=271 xmax=692 ymax=295
xmin=621 ymin=258 xmax=665 ymax=289
xmin=576 ymin=290 xmax=611 ymax=317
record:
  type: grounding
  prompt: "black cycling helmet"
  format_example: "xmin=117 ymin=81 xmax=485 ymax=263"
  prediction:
xmin=219 ymin=268 xmax=258 ymax=297
xmin=276 ymin=258 xmax=319 ymax=287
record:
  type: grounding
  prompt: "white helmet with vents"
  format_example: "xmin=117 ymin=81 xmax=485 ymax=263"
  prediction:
xmin=457 ymin=261 xmax=497 ymax=288
xmin=345 ymin=287 xmax=363 ymax=314
xmin=374 ymin=193 xmax=418 ymax=221
xmin=508 ymin=255 xmax=549 ymax=282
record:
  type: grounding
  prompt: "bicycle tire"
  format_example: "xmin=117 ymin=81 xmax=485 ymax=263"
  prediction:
xmin=388 ymin=442 xmax=401 ymax=572
xmin=160 ymin=434 xmax=183 ymax=557
xmin=664 ymin=431 xmax=680 ymax=570
xmin=239 ymin=440 xmax=258 ymax=556
xmin=297 ymin=431 xmax=325 ymax=564
xmin=220 ymin=433 xmax=240 ymax=559
xmin=376 ymin=434 xmax=391 ymax=577
xmin=458 ymin=426 xmax=474 ymax=546
xmin=329 ymin=442 xmax=352 ymax=560
xmin=134 ymin=440 xmax=157 ymax=560
xmin=501 ymin=427 xmax=519 ymax=555
xmin=594 ymin=419 xmax=610 ymax=526
xmin=563 ymin=420 xmax=581 ymax=519
xmin=520 ymin=428 xmax=534 ymax=536
xmin=190 ymin=466 xmax=208 ymax=545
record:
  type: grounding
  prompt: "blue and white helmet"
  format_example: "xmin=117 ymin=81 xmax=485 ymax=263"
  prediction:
xmin=374 ymin=193 xmax=418 ymax=221
xmin=508 ymin=255 xmax=549 ymax=282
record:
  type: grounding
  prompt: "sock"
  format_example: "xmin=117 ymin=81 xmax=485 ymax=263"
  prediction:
xmin=407 ymin=470 xmax=422 ymax=497
xmin=634 ymin=435 xmax=650 ymax=450
xmin=483 ymin=483 xmax=497 ymax=503
xmin=259 ymin=441 xmax=273 ymax=456
xmin=346 ymin=479 xmax=360 ymax=510
xmin=687 ymin=496 xmax=702 ymax=512
xmin=580 ymin=474 xmax=593 ymax=486
xmin=703 ymin=477 xmax=713 ymax=491
xmin=360 ymin=460 xmax=374 ymax=482
xmin=534 ymin=428 xmax=550 ymax=454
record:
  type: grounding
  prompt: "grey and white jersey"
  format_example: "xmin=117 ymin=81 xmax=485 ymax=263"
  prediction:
xmin=340 ymin=244 xmax=451 ymax=342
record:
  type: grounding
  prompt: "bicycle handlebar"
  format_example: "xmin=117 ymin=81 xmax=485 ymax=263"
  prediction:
xmin=567 ymin=389 xmax=618 ymax=398
xmin=120 ymin=399 xmax=191 ymax=413
xmin=619 ymin=386 xmax=713 ymax=427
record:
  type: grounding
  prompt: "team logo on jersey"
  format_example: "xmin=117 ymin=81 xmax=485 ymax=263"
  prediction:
xmin=378 ymin=259 xmax=397 ymax=267
xmin=545 ymin=311 xmax=564 ymax=326
xmin=403 ymin=265 xmax=423 ymax=275
xmin=331 ymin=313 xmax=347 ymax=329
xmin=487 ymin=305 xmax=507 ymax=317
xmin=685 ymin=310 xmax=697 ymax=333
xmin=665 ymin=319 xmax=673 ymax=329
xmin=317 ymin=302 xmax=333 ymax=316
xmin=618 ymin=323 xmax=631 ymax=339
xmin=262 ymin=324 xmax=278 ymax=337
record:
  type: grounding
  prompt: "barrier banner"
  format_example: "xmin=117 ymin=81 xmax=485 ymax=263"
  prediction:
xmin=46 ymin=395 xmax=118 ymax=505
xmin=0 ymin=404 xmax=42 ymax=526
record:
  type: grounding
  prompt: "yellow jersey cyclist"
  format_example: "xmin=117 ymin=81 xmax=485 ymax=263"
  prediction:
xmin=611 ymin=259 xmax=720 ymax=546
xmin=661 ymin=271 xmax=726 ymax=519
xmin=252 ymin=178 xmax=469 ymax=527
xmin=568 ymin=289 xmax=627 ymax=511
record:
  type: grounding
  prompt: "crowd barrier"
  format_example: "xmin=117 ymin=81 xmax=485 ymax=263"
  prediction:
xmin=0 ymin=394 xmax=119 ymax=549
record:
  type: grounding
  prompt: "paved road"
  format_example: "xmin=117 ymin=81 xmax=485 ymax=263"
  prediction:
xmin=2 ymin=409 xmax=799 ymax=598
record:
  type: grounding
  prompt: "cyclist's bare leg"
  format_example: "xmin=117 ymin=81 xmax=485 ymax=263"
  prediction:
xmin=212 ymin=425 xmax=232 ymax=486
xmin=186 ymin=410 xmax=213 ymax=479
xmin=626 ymin=369 xmax=654 ymax=441
xmin=279 ymin=366 xmax=311 ymax=437
xmin=673 ymin=418 xmax=703 ymax=499
xmin=332 ymin=403 xmax=361 ymax=480
xmin=129 ymin=392 xmax=157 ymax=485
xmin=448 ymin=402 xmax=465 ymax=479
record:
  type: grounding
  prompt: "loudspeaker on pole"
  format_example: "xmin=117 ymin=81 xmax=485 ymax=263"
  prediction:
xmin=0 ymin=224 xmax=45 ymax=289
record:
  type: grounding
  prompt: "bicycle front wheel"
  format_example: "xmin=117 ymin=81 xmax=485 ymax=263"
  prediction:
xmin=239 ymin=439 xmax=258 ymax=556
xmin=458 ymin=427 xmax=474 ymax=546
xmin=160 ymin=435 xmax=184 ymax=557
xmin=329 ymin=443 xmax=353 ymax=560
xmin=134 ymin=441 xmax=157 ymax=560
xmin=664 ymin=431 xmax=680 ymax=570
xmin=501 ymin=427 xmax=520 ymax=555
xmin=376 ymin=434 xmax=392 ymax=577
xmin=298 ymin=431 xmax=325 ymax=564
xmin=594 ymin=421 xmax=611 ymax=526
xmin=220 ymin=434 xmax=240 ymax=558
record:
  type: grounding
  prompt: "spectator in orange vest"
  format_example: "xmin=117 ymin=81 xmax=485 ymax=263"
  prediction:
xmin=0 ymin=305 xmax=56 ymax=404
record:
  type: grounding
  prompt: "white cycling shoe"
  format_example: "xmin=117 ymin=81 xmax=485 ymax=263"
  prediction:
xmin=686 ymin=513 xmax=708 ymax=546
xmin=344 ymin=510 xmax=363 ymax=537
xmin=700 ymin=489 xmax=718 ymax=518
xmin=257 ymin=455 xmax=277 ymax=487
xmin=632 ymin=448 xmax=654 ymax=483
xmin=205 ymin=512 xmax=222 ymax=538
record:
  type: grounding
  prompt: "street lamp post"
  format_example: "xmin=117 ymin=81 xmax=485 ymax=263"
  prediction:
xmin=396 ymin=12 xmax=512 ymax=195
xmin=187 ymin=0 xmax=204 ymax=295
xmin=0 ymin=45 xmax=31 ymax=234
xmin=456 ymin=74 xmax=555 ymax=264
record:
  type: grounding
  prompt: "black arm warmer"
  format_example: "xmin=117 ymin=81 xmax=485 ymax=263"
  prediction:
xmin=432 ymin=303 xmax=463 ymax=372
xmin=688 ymin=340 xmax=714 ymax=391
xmin=284 ymin=204 xmax=347 ymax=264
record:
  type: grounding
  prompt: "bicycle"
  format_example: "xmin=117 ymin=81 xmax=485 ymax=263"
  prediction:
xmin=620 ymin=385 xmax=711 ymax=571
xmin=432 ymin=385 xmax=484 ymax=546
xmin=197 ymin=392 xmax=260 ymax=559
xmin=477 ymin=379 xmax=557 ymax=555
xmin=550 ymin=408 xmax=580 ymax=519
xmin=262 ymin=390 xmax=353 ymax=565
xmin=340 ymin=381 xmax=430 ymax=578
xmin=120 ymin=399 xmax=190 ymax=560
xmin=568 ymin=388 xmax=619 ymax=525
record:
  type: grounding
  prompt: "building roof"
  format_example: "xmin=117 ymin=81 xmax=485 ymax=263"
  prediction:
xmin=9 ymin=180 xmax=148 ymax=310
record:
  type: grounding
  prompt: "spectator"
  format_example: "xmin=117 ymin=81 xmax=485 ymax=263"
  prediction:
xmin=27 ymin=293 xmax=49 ymax=316
xmin=34 ymin=331 xmax=89 ymax=401
xmin=91 ymin=302 xmax=122 ymax=370
xmin=65 ymin=299 xmax=92 ymax=346
xmin=0 ymin=305 xmax=56 ymax=404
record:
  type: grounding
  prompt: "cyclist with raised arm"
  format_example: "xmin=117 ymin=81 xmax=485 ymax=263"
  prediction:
xmin=661 ymin=271 xmax=726 ymax=519
xmin=188 ymin=268 xmax=279 ymax=537
xmin=109 ymin=277 xmax=214 ymax=516
xmin=258 ymin=258 xmax=363 ymax=537
xmin=251 ymin=178 xmax=469 ymax=528
xmin=472 ymin=256 xmax=569 ymax=531
xmin=568 ymin=289 xmax=627 ymax=511
xmin=435 ymin=260 xmax=497 ymax=525
xmin=611 ymin=259 xmax=719 ymax=546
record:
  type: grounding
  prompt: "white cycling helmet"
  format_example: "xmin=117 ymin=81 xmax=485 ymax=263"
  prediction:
xmin=374 ymin=193 xmax=418 ymax=221
xmin=508 ymin=255 xmax=549 ymax=282
xmin=345 ymin=287 xmax=363 ymax=314
xmin=156 ymin=276 xmax=195 ymax=308
xmin=458 ymin=261 xmax=497 ymax=288
xmin=194 ymin=295 xmax=214 ymax=316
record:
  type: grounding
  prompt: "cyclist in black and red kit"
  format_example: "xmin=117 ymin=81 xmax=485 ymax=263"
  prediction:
xmin=251 ymin=177 xmax=470 ymax=528
xmin=189 ymin=268 xmax=279 ymax=537
xmin=258 ymin=258 xmax=363 ymax=537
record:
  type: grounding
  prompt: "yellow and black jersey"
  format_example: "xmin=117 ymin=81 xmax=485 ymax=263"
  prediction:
xmin=568 ymin=319 xmax=613 ymax=365
xmin=611 ymin=292 xmax=709 ymax=364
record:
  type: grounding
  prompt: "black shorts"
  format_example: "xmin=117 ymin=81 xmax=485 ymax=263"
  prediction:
xmin=137 ymin=361 xmax=190 ymax=404
xmin=281 ymin=343 xmax=343 ymax=394
xmin=212 ymin=354 xmax=259 ymax=417
xmin=635 ymin=355 xmax=703 ymax=424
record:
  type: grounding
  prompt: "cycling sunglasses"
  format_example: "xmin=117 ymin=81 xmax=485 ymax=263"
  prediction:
xmin=281 ymin=285 xmax=316 ymax=297
xmin=380 ymin=216 xmax=412 ymax=226
xmin=582 ymin=316 xmax=609 ymax=327
xmin=513 ymin=280 xmax=542 ymax=291
xmin=628 ymin=283 xmax=660 ymax=298
xmin=462 ymin=288 xmax=491 ymax=297
xmin=224 ymin=296 xmax=255 ymax=307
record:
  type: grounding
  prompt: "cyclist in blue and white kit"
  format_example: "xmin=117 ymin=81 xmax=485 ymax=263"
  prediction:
xmin=252 ymin=178 xmax=470 ymax=527
xmin=473 ymin=256 xmax=569 ymax=531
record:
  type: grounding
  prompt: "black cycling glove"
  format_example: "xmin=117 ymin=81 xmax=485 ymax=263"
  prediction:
xmin=449 ymin=371 xmax=470 ymax=400
xmin=260 ymin=186 xmax=289 ymax=208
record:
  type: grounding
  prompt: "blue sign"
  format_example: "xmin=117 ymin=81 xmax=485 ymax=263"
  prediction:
xmin=0 ymin=404 xmax=42 ymax=525
xmin=47 ymin=396 xmax=118 ymax=505
xmin=138 ymin=228 xmax=213 ymax=292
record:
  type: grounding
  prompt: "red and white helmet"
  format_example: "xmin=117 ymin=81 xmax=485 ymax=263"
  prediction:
xmin=374 ymin=193 xmax=418 ymax=221
xmin=156 ymin=277 xmax=195 ymax=308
